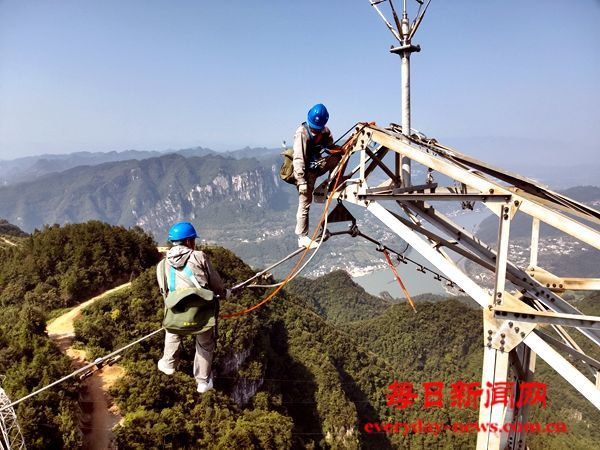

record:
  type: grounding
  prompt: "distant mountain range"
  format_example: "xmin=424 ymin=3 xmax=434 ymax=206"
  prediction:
xmin=0 ymin=152 xmax=287 ymax=233
xmin=0 ymin=151 xmax=394 ymax=274
xmin=1 ymin=145 xmax=597 ymax=277
xmin=0 ymin=146 xmax=281 ymax=186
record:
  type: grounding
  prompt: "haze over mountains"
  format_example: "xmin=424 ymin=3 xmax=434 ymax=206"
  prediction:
xmin=0 ymin=146 xmax=279 ymax=186
xmin=0 ymin=147 xmax=393 ymax=275
xmin=0 ymin=146 xmax=598 ymax=278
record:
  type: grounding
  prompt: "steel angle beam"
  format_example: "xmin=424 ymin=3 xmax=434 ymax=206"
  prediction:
xmin=493 ymin=307 xmax=600 ymax=330
xmin=359 ymin=193 xmax=511 ymax=202
xmin=524 ymin=331 xmax=600 ymax=409
xmin=365 ymin=126 xmax=600 ymax=251
xmin=493 ymin=203 xmax=515 ymax=307
xmin=530 ymin=218 xmax=540 ymax=267
xmin=363 ymin=201 xmax=492 ymax=307
xmin=505 ymin=344 xmax=537 ymax=450
xmin=404 ymin=202 xmax=600 ymax=346
xmin=384 ymin=208 xmax=497 ymax=272
xmin=477 ymin=347 xmax=510 ymax=450
xmin=359 ymin=201 xmax=538 ymax=334
xmin=364 ymin=148 xmax=400 ymax=183
xmin=420 ymin=139 xmax=600 ymax=225
xmin=536 ymin=330 xmax=600 ymax=371
xmin=527 ymin=266 xmax=600 ymax=291
xmin=391 ymin=183 xmax=438 ymax=194
xmin=364 ymin=182 xmax=438 ymax=195
xmin=509 ymin=187 xmax=600 ymax=227
xmin=362 ymin=201 xmax=538 ymax=326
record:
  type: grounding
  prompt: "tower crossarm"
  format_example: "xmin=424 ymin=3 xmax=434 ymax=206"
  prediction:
xmin=319 ymin=123 xmax=600 ymax=449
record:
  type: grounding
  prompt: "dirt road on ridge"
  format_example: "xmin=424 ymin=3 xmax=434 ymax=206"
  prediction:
xmin=47 ymin=282 xmax=131 ymax=450
xmin=0 ymin=236 xmax=17 ymax=246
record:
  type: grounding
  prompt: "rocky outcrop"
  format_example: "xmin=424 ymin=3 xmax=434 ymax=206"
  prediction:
xmin=218 ymin=348 xmax=265 ymax=406
xmin=0 ymin=153 xmax=285 ymax=237
xmin=230 ymin=375 xmax=264 ymax=406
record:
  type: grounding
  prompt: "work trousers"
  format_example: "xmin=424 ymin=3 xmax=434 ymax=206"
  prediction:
xmin=295 ymin=154 xmax=342 ymax=236
xmin=159 ymin=328 xmax=214 ymax=383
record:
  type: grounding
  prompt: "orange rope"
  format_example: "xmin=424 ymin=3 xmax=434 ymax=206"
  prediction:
xmin=383 ymin=248 xmax=417 ymax=313
xmin=220 ymin=125 xmax=367 ymax=319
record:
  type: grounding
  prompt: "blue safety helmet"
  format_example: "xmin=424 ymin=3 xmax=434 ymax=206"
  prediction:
xmin=168 ymin=221 xmax=198 ymax=242
xmin=307 ymin=103 xmax=329 ymax=130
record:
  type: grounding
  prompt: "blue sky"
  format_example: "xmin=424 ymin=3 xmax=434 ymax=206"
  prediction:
xmin=1 ymin=0 xmax=598 ymax=164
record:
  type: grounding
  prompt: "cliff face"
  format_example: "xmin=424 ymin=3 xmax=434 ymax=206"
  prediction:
xmin=135 ymin=164 xmax=283 ymax=236
xmin=0 ymin=154 xmax=291 ymax=239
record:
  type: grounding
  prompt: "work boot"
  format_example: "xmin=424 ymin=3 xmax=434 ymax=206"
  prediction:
xmin=197 ymin=375 xmax=214 ymax=394
xmin=298 ymin=235 xmax=319 ymax=249
xmin=157 ymin=359 xmax=175 ymax=375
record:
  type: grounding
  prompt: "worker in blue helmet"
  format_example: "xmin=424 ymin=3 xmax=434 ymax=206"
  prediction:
xmin=156 ymin=221 xmax=225 ymax=393
xmin=292 ymin=103 xmax=342 ymax=248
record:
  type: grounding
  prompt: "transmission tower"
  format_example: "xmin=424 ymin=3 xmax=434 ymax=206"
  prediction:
xmin=333 ymin=2 xmax=600 ymax=449
xmin=316 ymin=125 xmax=600 ymax=448
xmin=0 ymin=384 xmax=26 ymax=450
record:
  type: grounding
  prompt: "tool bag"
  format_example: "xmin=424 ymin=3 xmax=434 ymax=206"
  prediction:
xmin=158 ymin=259 xmax=216 ymax=335
xmin=279 ymin=147 xmax=296 ymax=185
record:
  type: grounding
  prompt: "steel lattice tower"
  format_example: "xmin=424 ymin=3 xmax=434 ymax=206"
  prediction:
xmin=0 ymin=385 xmax=26 ymax=450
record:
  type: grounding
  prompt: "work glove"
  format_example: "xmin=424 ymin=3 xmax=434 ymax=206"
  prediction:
xmin=298 ymin=183 xmax=308 ymax=195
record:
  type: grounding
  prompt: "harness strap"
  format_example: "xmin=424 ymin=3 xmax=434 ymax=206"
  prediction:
xmin=169 ymin=265 xmax=176 ymax=292
xmin=168 ymin=263 xmax=203 ymax=292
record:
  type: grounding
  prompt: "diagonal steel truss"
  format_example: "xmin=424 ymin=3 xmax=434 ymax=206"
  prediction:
xmin=0 ymin=385 xmax=25 ymax=450
xmin=315 ymin=123 xmax=600 ymax=450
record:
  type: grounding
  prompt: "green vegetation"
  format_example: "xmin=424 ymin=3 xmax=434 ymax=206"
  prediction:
xmin=287 ymin=270 xmax=391 ymax=324
xmin=343 ymin=297 xmax=600 ymax=450
xmin=1 ymin=220 xmax=598 ymax=449
xmin=70 ymin=247 xmax=600 ymax=449
xmin=0 ymin=220 xmax=159 ymax=309
xmin=0 ymin=221 xmax=159 ymax=449
xmin=0 ymin=304 xmax=81 ymax=448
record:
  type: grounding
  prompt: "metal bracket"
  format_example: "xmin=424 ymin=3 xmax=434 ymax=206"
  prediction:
xmin=484 ymin=294 xmax=537 ymax=353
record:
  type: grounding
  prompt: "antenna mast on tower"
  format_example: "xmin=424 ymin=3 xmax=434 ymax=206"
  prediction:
xmin=368 ymin=0 xmax=432 ymax=187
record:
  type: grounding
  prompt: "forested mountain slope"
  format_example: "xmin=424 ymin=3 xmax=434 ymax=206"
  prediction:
xmin=0 ymin=222 xmax=159 ymax=449
xmin=0 ymin=153 xmax=290 ymax=236
xmin=0 ymin=221 xmax=159 ymax=310
xmin=287 ymin=270 xmax=391 ymax=324
xmin=2 ymin=221 xmax=599 ymax=449
xmin=74 ymin=248 xmax=405 ymax=449
xmin=344 ymin=300 xmax=600 ymax=449
xmin=77 ymin=247 xmax=600 ymax=449
xmin=0 ymin=152 xmax=407 ymax=276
